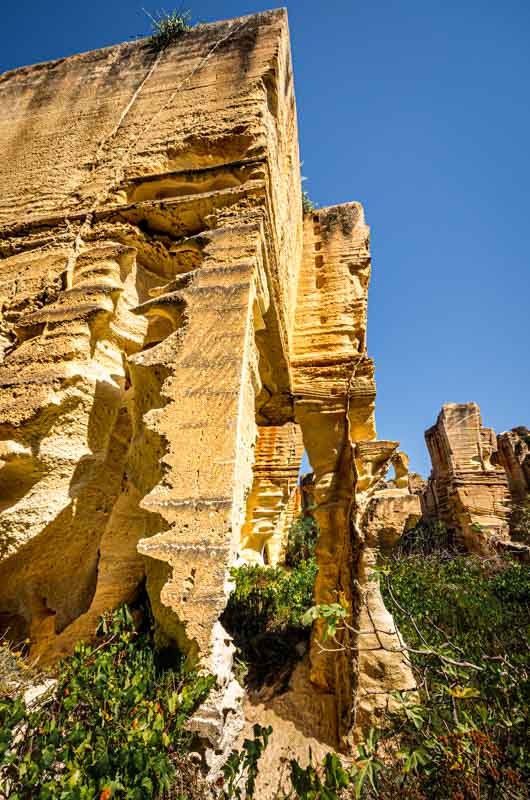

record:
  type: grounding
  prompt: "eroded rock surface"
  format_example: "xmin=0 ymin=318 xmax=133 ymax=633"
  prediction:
xmin=421 ymin=403 xmax=511 ymax=553
xmin=239 ymin=423 xmax=304 ymax=565
xmin=0 ymin=9 xmax=414 ymax=757
xmin=356 ymin=487 xmax=420 ymax=724
xmin=496 ymin=427 xmax=530 ymax=503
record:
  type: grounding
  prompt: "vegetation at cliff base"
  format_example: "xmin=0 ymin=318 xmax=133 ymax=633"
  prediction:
xmin=2 ymin=515 xmax=527 ymax=799
xmin=0 ymin=605 xmax=213 ymax=799
xmin=300 ymin=530 xmax=530 ymax=799
xmin=373 ymin=550 xmax=530 ymax=799
xmin=222 ymin=513 xmax=318 ymax=686
xmin=222 ymin=557 xmax=317 ymax=687
xmin=285 ymin=513 xmax=319 ymax=568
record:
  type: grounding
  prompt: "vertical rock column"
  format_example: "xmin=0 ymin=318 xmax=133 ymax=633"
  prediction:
xmin=137 ymin=224 xmax=266 ymax=657
xmin=136 ymin=223 xmax=269 ymax=754
xmin=292 ymin=204 xmax=377 ymax=741
xmin=292 ymin=205 xmax=415 ymax=742
xmin=356 ymin=486 xmax=420 ymax=726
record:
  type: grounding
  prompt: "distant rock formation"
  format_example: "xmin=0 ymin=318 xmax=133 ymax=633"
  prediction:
xmin=420 ymin=403 xmax=528 ymax=557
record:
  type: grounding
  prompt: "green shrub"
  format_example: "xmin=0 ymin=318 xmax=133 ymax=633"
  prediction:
xmin=222 ymin=558 xmax=317 ymax=685
xmin=285 ymin=514 xmax=319 ymax=568
xmin=0 ymin=605 xmax=213 ymax=799
xmin=302 ymin=191 xmax=318 ymax=214
xmin=371 ymin=552 xmax=530 ymax=798
xmin=295 ymin=549 xmax=530 ymax=799
xmin=219 ymin=724 xmax=272 ymax=800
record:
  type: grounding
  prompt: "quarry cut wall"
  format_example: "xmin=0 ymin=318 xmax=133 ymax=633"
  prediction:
xmin=0 ymin=8 xmax=417 ymax=751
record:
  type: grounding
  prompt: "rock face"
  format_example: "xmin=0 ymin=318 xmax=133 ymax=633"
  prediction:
xmin=0 ymin=9 xmax=409 ymax=750
xmin=421 ymin=403 xmax=511 ymax=553
xmin=290 ymin=207 xmax=406 ymax=742
xmin=240 ymin=423 xmax=304 ymax=565
xmin=357 ymin=487 xmax=421 ymax=724
xmin=496 ymin=427 xmax=530 ymax=503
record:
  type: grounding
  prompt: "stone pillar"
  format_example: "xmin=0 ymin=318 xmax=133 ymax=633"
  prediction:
xmin=356 ymin=488 xmax=420 ymax=725
xmin=292 ymin=203 xmax=400 ymax=742
xmin=136 ymin=225 xmax=264 ymax=664
xmin=423 ymin=403 xmax=511 ymax=553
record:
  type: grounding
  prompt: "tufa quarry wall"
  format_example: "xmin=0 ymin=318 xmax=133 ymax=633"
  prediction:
xmin=4 ymin=8 xmax=526 ymax=767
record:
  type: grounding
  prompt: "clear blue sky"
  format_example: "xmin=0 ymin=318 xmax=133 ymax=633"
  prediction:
xmin=1 ymin=1 xmax=529 ymax=475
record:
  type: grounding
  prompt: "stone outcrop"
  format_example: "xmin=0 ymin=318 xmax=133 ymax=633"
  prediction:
xmin=357 ymin=486 xmax=420 ymax=724
xmin=495 ymin=427 xmax=530 ymax=503
xmin=390 ymin=451 xmax=411 ymax=489
xmin=0 ymin=8 xmax=413 ymax=754
xmin=421 ymin=403 xmax=511 ymax=553
xmin=290 ymin=207 xmax=405 ymax=743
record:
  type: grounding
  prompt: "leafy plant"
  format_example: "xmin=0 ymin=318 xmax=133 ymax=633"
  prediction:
xmin=302 ymin=191 xmax=318 ymax=214
xmin=302 ymin=602 xmax=347 ymax=641
xmin=144 ymin=8 xmax=193 ymax=52
xmin=298 ymin=547 xmax=529 ymax=798
xmin=286 ymin=751 xmax=351 ymax=799
xmin=222 ymin=558 xmax=317 ymax=686
xmin=0 ymin=605 xmax=213 ymax=799
xmin=373 ymin=552 xmax=530 ymax=798
xmin=285 ymin=514 xmax=319 ymax=568
xmin=219 ymin=724 xmax=272 ymax=799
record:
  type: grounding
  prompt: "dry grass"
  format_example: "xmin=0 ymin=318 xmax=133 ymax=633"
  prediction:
xmin=0 ymin=635 xmax=38 ymax=699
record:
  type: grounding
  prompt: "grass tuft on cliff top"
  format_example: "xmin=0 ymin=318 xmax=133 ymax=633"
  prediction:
xmin=144 ymin=8 xmax=193 ymax=52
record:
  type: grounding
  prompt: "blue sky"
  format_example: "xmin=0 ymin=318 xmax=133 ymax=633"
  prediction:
xmin=2 ymin=1 xmax=529 ymax=475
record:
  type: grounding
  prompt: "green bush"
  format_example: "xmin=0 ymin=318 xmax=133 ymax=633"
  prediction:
xmin=222 ymin=558 xmax=317 ymax=685
xmin=292 ymin=549 xmax=529 ymax=799
xmin=370 ymin=552 xmax=530 ymax=798
xmin=302 ymin=191 xmax=318 ymax=214
xmin=0 ymin=605 xmax=213 ymax=799
xmin=219 ymin=723 xmax=272 ymax=800
xmin=285 ymin=514 xmax=319 ymax=568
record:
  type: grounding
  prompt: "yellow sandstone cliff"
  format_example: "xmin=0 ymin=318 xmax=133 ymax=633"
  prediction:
xmin=0 ymin=9 xmax=413 ymax=758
